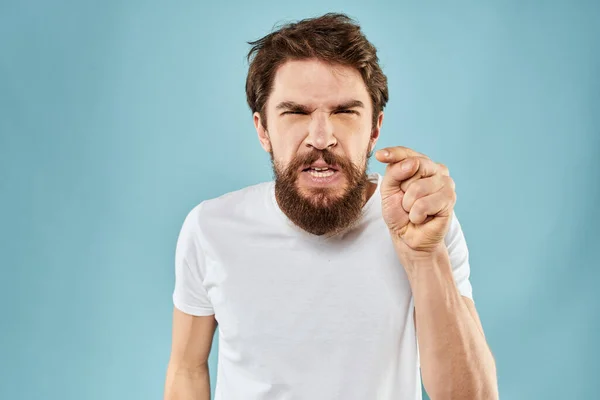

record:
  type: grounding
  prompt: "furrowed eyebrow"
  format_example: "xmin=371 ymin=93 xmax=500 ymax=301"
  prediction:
xmin=331 ymin=100 xmax=364 ymax=111
xmin=275 ymin=101 xmax=312 ymax=113
xmin=275 ymin=100 xmax=365 ymax=113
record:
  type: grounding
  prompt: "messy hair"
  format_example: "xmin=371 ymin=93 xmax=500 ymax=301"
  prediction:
xmin=246 ymin=13 xmax=389 ymax=129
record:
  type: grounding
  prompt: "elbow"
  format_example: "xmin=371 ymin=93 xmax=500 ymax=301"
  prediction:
xmin=464 ymin=361 xmax=499 ymax=400
xmin=480 ymin=363 xmax=499 ymax=400
xmin=428 ymin=380 xmax=498 ymax=400
xmin=475 ymin=353 xmax=499 ymax=400
xmin=166 ymin=361 xmax=210 ymax=380
xmin=426 ymin=360 xmax=498 ymax=400
xmin=164 ymin=362 xmax=211 ymax=400
xmin=465 ymin=364 xmax=499 ymax=400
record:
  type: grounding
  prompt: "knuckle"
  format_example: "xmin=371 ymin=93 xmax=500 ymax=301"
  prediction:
xmin=402 ymin=158 xmax=415 ymax=170
xmin=413 ymin=181 xmax=429 ymax=198
xmin=401 ymin=176 xmax=418 ymax=192
xmin=406 ymin=181 xmax=425 ymax=199
xmin=407 ymin=156 xmax=420 ymax=167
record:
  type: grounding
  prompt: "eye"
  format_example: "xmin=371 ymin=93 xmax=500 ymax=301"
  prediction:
xmin=282 ymin=111 xmax=307 ymax=115
xmin=335 ymin=109 xmax=358 ymax=115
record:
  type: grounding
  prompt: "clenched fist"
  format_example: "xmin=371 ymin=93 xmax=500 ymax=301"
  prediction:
xmin=376 ymin=146 xmax=456 ymax=257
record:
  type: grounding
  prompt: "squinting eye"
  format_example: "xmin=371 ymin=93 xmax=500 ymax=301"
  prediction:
xmin=283 ymin=111 xmax=307 ymax=115
xmin=336 ymin=110 xmax=357 ymax=115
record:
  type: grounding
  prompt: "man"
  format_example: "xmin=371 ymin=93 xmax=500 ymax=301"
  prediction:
xmin=164 ymin=13 xmax=498 ymax=400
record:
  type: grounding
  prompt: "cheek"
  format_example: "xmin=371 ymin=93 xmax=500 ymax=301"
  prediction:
xmin=270 ymin=121 xmax=308 ymax=159
xmin=337 ymin=124 xmax=372 ymax=152
xmin=334 ymin=116 xmax=372 ymax=144
xmin=273 ymin=117 xmax=309 ymax=138
xmin=269 ymin=140 xmax=300 ymax=169
xmin=332 ymin=114 xmax=362 ymax=131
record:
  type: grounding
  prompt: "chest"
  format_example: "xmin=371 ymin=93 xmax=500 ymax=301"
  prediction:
xmin=202 ymin=226 xmax=413 ymax=349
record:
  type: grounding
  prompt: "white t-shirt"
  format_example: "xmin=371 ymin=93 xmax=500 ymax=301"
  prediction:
xmin=173 ymin=173 xmax=473 ymax=400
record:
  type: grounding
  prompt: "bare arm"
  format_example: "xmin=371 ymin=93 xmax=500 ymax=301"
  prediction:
xmin=164 ymin=307 xmax=217 ymax=400
xmin=401 ymin=245 xmax=498 ymax=400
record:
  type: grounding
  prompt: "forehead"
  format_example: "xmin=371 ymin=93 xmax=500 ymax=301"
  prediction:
xmin=268 ymin=58 xmax=370 ymax=107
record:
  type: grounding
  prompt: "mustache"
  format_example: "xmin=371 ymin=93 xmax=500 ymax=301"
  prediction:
xmin=287 ymin=149 xmax=354 ymax=173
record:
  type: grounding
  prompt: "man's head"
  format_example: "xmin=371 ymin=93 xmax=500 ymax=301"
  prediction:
xmin=246 ymin=13 xmax=389 ymax=236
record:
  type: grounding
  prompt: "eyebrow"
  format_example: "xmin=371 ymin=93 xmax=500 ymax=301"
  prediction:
xmin=275 ymin=101 xmax=311 ymax=113
xmin=275 ymin=100 xmax=365 ymax=112
xmin=331 ymin=100 xmax=365 ymax=111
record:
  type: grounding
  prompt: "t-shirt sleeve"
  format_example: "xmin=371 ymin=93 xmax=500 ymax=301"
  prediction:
xmin=172 ymin=204 xmax=215 ymax=316
xmin=444 ymin=211 xmax=474 ymax=301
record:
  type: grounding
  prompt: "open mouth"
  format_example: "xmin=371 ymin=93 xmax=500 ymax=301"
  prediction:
xmin=302 ymin=166 xmax=338 ymax=178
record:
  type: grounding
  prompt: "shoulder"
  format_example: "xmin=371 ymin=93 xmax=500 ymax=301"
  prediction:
xmin=202 ymin=180 xmax=272 ymax=214
xmin=184 ymin=180 xmax=274 ymax=229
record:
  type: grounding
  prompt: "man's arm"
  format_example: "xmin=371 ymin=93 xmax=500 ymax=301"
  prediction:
xmin=403 ymin=246 xmax=499 ymax=400
xmin=164 ymin=307 xmax=217 ymax=400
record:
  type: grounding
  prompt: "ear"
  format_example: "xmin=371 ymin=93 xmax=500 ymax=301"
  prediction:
xmin=254 ymin=112 xmax=272 ymax=153
xmin=369 ymin=111 xmax=384 ymax=153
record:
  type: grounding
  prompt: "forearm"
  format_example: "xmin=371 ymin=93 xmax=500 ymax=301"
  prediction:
xmin=399 ymin=245 xmax=498 ymax=400
xmin=164 ymin=362 xmax=211 ymax=400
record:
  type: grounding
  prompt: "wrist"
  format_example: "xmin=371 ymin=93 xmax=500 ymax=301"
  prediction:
xmin=393 ymin=239 xmax=445 ymax=264
xmin=392 ymin=241 xmax=449 ymax=283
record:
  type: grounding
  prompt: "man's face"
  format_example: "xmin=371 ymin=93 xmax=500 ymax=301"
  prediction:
xmin=253 ymin=58 xmax=383 ymax=235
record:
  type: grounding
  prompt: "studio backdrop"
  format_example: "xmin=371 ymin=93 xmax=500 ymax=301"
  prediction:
xmin=1 ymin=1 xmax=598 ymax=399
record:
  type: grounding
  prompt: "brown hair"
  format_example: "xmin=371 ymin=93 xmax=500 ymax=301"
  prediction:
xmin=245 ymin=13 xmax=389 ymax=129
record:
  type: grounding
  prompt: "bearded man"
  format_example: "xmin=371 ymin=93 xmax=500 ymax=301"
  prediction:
xmin=164 ymin=13 xmax=498 ymax=400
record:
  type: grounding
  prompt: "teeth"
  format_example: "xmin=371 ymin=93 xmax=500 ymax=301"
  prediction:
xmin=308 ymin=169 xmax=335 ymax=178
xmin=312 ymin=167 xmax=329 ymax=171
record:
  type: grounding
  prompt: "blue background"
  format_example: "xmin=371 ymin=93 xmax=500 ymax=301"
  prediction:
xmin=1 ymin=1 xmax=599 ymax=399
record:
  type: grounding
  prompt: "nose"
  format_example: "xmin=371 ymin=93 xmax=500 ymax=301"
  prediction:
xmin=305 ymin=110 xmax=337 ymax=150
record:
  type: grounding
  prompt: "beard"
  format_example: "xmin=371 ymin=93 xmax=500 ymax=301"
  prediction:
xmin=271 ymin=147 xmax=372 ymax=236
